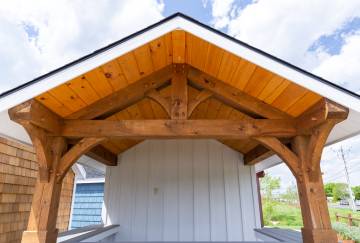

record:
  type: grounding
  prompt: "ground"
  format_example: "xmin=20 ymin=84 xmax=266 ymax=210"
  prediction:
xmin=263 ymin=201 xmax=360 ymax=229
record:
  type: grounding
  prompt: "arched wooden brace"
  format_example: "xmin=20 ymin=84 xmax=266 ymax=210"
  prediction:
xmin=188 ymin=89 xmax=213 ymax=118
xmin=255 ymin=120 xmax=339 ymax=243
xmin=56 ymin=137 xmax=107 ymax=182
xmin=146 ymin=89 xmax=171 ymax=117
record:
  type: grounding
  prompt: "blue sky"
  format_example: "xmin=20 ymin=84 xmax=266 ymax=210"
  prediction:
xmin=1 ymin=0 xmax=360 ymax=190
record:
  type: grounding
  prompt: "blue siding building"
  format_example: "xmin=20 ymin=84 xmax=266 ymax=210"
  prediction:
xmin=70 ymin=182 xmax=105 ymax=228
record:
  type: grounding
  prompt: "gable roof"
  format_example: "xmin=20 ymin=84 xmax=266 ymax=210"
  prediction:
xmin=1 ymin=13 xmax=360 ymax=170
xmin=0 ymin=12 xmax=360 ymax=113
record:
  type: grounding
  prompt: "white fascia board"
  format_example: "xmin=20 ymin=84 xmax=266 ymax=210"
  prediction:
xmin=0 ymin=17 xmax=182 ymax=112
xmin=177 ymin=18 xmax=360 ymax=113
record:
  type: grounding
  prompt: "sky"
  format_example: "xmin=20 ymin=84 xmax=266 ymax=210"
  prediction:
xmin=1 ymin=0 xmax=360 ymax=190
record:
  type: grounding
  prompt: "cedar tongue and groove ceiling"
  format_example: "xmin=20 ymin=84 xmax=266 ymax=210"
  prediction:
xmin=35 ymin=30 xmax=322 ymax=156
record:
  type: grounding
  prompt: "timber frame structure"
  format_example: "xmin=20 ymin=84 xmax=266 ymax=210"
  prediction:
xmin=1 ymin=13 xmax=359 ymax=243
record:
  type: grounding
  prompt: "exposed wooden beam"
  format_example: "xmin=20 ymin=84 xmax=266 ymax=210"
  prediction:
xmin=188 ymin=89 xmax=213 ymax=118
xmin=188 ymin=67 xmax=291 ymax=119
xmin=171 ymin=64 xmax=188 ymax=119
xmin=66 ymin=65 xmax=173 ymax=120
xmin=8 ymin=99 xmax=62 ymax=134
xmin=60 ymin=119 xmax=298 ymax=139
xmin=56 ymin=137 xmax=106 ymax=182
xmin=86 ymin=145 xmax=117 ymax=166
xmin=244 ymin=145 xmax=275 ymax=165
xmin=254 ymin=136 xmax=300 ymax=176
xmin=296 ymin=98 xmax=349 ymax=131
xmin=146 ymin=89 xmax=171 ymax=117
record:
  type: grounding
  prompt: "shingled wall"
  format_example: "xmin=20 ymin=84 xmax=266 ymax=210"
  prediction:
xmin=0 ymin=136 xmax=74 ymax=243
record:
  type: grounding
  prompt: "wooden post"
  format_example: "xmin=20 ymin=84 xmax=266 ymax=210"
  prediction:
xmin=348 ymin=214 xmax=353 ymax=226
xmin=335 ymin=213 xmax=339 ymax=222
xmin=22 ymin=137 xmax=67 ymax=243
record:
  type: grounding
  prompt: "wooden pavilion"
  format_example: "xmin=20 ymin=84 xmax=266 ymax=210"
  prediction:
xmin=1 ymin=13 xmax=360 ymax=243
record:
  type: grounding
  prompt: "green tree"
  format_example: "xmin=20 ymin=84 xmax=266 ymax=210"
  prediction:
xmin=333 ymin=183 xmax=349 ymax=202
xmin=260 ymin=174 xmax=281 ymax=225
xmin=352 ymin=186 xmax=360 ymax=200
xmin=324 ymin=183 xmax=336 ymax=197
xmin=281 ymin=184 xmax=299 ymax=205
xmin=260 ymin=174 xmax=280 ymax=200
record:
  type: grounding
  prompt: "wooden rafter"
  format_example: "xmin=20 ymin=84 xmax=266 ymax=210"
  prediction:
xmin=86 ymin=144 xmax=117 ymax=166
xmin=188 ymin=66 xmax=291 ymax=119
xmin=66 ymin=65 xmax=173 ymax=120
xmin=60 ymin=119 xmax=298 ymax=138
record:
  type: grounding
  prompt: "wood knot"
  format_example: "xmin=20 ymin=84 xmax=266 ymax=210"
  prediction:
xmin=105 ymin=72 xmax=112 ymax=78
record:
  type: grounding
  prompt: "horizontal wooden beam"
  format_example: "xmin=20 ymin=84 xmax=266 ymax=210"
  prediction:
xmin=8 ymin=99 xmax=62 ymax=134
xmin=244 ymin=145 xmax=274 ymax=165
xmin=297 ymin=98 xmax=349 ymax=131
xmin=59 ymin=119 xmax=298 ymax=139
xmin=66 ymin=65 xmax=173 ymax=120
xmin=188 ymin=67 xmax=291 ymax=119
xmin=86 ymin=145 xmax=117 ymax=166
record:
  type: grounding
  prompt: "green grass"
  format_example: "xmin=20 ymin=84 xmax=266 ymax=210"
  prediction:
xmin=263 ymin=200 xmax=360 ymax=229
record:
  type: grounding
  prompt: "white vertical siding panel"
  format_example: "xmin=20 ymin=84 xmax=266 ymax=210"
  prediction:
xmin=147 ymin=140 xmax=164 ymax=241
xmin=163 ymin=140 xmax=179 ymax=241
xmin=193 ymin=140 xmax=210 ymax=241
xmin=208 ymin=140 xmax=227 ymax=241
xmin=178 ymin=140 xmax=194 ymax=241
xmin=104 ymin=139 xmax=261 ymax=241
xmin=238 ymin=156 xmax=257 ymax=241
xmin=223 ymin=145 xmax=243 ymax=240
xmin=115 ymin=149 xmax=136 ymax=241
xmin=131 ymin=141 xmax=150 ymax=241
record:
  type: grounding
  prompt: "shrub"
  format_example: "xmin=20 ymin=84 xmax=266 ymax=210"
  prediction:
xmin=332 ymin=222 xmax=360 ymax=242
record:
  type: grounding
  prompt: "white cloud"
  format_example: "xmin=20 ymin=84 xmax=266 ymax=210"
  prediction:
xmin=314 ymin=31 xmax=360 ymax=93
xmin=210 ymin=0 xmax=236 ymax=29
xmin=226 ymin=0 xmax=360 ymax=69
xmin=0 ymin=0 xmax=164 ymax=93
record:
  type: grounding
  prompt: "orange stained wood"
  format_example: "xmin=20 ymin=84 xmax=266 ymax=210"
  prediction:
xmin=35 ymin=30 xmax=323 ymax=155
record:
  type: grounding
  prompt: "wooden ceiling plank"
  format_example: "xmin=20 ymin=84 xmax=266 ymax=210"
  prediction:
xmin=263 ymin=79 xmax=291 ymax=104
xmin=65 ymin=77 xmax=100 ymax=105
xmin=49 ymin=84 xmax=87 ymax=112
xmin=204 ymin=44 xmax=224 ymax=77
xmin=83 ymin=68 xmax=114 ymax=98
xmin=287 ymin=92 xmax=322 ymax=117
xmin=134 ymin=44 xmax=154 ymax=77
xmin=186 ymin=33 xmax=208 ymax=70
xmin=188 ymin=67 xmax=291 ymax=119
xmin=271 ymin=83 xmax=308 ymax=111
xmin=217 ymin=52 xmax=241 ymax=83
xmin=149 ymin=36 xmax=168 ymax=71
xmin=244 ymin=67 xmax=274 ymax=97
xmin=172 ymin=30 xmax=186 ymax=63
xmin=230 ymin=59 xmax=257 ymax=90
xmin=60 ymin=119 xmax=298 ymax=139
xmin=36 ymin=92 xmax=72 ymax=117
xmin=257 ymin=75 xmax=284 ymax=101
xmin=164 ymin=33 xmax=173 ymax=65
xmin=65 ymin=65 xmax=172 ymax=120
xmin=100 ymin=60 xmax=128 ymax=91
xmin=117 ymin=52 xmax=141 ymax=83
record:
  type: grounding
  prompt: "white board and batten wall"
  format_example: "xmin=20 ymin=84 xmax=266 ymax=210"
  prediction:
xmin=103 ymin=139 xmax=261 ymax=241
